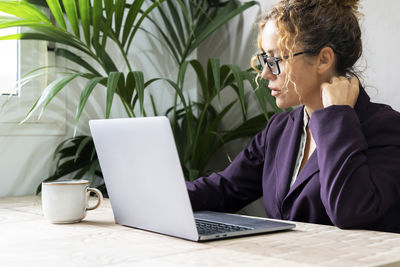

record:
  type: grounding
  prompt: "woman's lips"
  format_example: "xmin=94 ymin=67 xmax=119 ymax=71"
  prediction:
xmin=269 ymin=88 xmax=280 ymax=97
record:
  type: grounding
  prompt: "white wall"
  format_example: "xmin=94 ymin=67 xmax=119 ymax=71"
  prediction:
xmin=1 ymin=0 xmax=400 ymax=197
xmin=358 ymin=0 xmax=400 ymax=110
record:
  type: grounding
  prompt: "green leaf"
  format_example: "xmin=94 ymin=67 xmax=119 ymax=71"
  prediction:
xmin=222 ymin=114 xmax=268 ymax=144
xmin=164 ymin=78 xmax=193 ymax=136
xmin=78 ymin=0 xmax=90 ymax=46
xmin=29 ymin=25 xmax=89 ymax=52
xmin=227 ymin=64 xmax=246 ymax=118
xmin=189 ymin=102 xmax=210 ymax=165
xmin=46 ymin=0 xmax=66 ymax=29
xmin=56 ymin=147 xmax=77 ymax=164
xmin=114 ymin=0 xmax=125 ymax=39
xmin=74 ymin=164 xmax=91 ymax=181
xmin=100 ymin=0 xmax=113 ymax=55
xmin=86 ymin=159 xmax=99 ymax=184
xmin=191 ymin=101 xmax=236 ymax=168
xmin=174 ymin=0 xmax=191 ymax=40
xmin=164 ymin=79 xmax=188 ymax=110
xmin=0 ymin=28 xmax=90 ymax=56
xmin=90 ymin=146 xmax=96 ymax=161
xmin=0 ymin=1 xmax=51 ymax=22
xmin=143 ymin=78 xmax=161 ymax=89
xmin=75 ymin=76 xmax=105 ymax=128
xmin=144 ymin=14 xmax=180 ymax=63
xmin=209 ymin=58 xmax=221 ymax=99
xmin=166 ymin=0 xmax=185 ymax=47
xmin=132 ymin=71 xmax=145 ymax=116
xmin=125 ymin=0 xmax=165 ymax=53
xmin=42 ymin=72 xmax=81 ymax=112
xmin=142 ymin=0 xmax=180 ymax=56
xmin=188 ymin=168 xmax=199 ymax=182
xmin=177 ymin=60 xmax=189 ymax=88
xmin=190 ymin=1 xmax=257 ymax=52
xmin=54 ymin=158 xmax=90 ymax=177
xmin=55 ymin=48 xmax=101 ymax=76
xmin=102 ymin=49 xmax=118 ymax=73
xmin=106 ymin=72 xmax=121 ymax=118
xmin=74 ymin=136 xmax=93 ymax=162
xmin=22 ymin=73 xmax=80 ymax=123
xmin=103 ymin=0 xmax=113 ymax=18
xmin=0 ymin=18 xmax=48 ymax=29
xmin=150 ymin=94 xmax=158 ymax=116
xmin=62 ymin=0 xmax=80 ymax=37
xmin=122 ymin=71 xmax=134 ymax=105
xmin=45 ymin=136 xmax=99 ymax=192
xmin=207 ymin=101 xmax=236 ymax=133
xmin=24 ymin=0 xmax=50 ymax=8
xmin=253 ymin=83 xmax=270 ymax=119
xmin=187 ymin=59 xmax=207 ymax=100
xmin=92 ymin=0 xmax=102 ymax=52
xmin=52 ymin=137 xmax=74 ymax=160
xmin=18 ymin=68 xmax=57 ymax=90
xmin=121 ymin=0 xmax=144 ymax=46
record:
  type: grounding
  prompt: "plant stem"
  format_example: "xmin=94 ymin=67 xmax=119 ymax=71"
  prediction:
xmin=190 ymin=102 xmax=209 ymax=166
xmin=119 ymin=95 xmax=135 ymax=117
xmin=172 ymin=91 xmax=178 ymax=134
xmin=109 ymin=31 xmax=133 ymax=72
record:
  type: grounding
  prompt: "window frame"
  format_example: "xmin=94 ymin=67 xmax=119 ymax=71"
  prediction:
xmin=0 ymin=39 xmax=67 ymax=136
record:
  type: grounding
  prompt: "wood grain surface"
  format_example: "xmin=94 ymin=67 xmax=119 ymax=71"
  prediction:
xmin=1 ymin=196 xmax=399 ymax=267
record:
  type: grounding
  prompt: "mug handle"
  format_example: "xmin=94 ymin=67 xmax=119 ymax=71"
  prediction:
xmin=86 ymin=187 xmax=103 ymax=210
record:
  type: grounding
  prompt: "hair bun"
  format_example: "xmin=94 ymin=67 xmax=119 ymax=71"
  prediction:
xmin=336 ymin=0 xmax=360 ymax=11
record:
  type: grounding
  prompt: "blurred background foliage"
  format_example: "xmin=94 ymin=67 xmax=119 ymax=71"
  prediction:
xmin=0 ymin=0 xmax=285 ymax=196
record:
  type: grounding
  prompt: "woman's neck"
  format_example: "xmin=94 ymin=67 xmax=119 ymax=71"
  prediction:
xmin=304 ymin=99 xmax=324 ymax=117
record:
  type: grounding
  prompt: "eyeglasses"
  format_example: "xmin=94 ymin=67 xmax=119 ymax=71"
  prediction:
xmin=257 ymin=51 xmax=311 ymax=75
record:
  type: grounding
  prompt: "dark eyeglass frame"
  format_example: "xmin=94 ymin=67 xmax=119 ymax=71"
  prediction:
xmin=257 ymin=51 xmax=312 ymax=75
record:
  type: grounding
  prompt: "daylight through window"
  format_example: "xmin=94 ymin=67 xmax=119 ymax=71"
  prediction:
xmin=0 ymin=11 xmax=19 ymax=95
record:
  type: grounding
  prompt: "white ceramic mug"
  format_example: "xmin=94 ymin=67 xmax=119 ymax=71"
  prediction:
xmin=41 ymin=179 xmax=103 ymax=223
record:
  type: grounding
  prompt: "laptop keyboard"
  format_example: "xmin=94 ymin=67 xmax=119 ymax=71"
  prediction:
xmin=195 ymin=219 xmax=252 ymax=235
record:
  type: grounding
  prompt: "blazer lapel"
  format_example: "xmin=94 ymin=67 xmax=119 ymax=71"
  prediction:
xmin=274 ymin=107 xmax=303 ymax=206
xmin=285 ymin=150 xmax=319 ymax=199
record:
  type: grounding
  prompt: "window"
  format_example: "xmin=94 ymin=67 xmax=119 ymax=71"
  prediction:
xmin=0 ymin=17 xmax=66 ymax=136
xmin=0 ymin=11 xmax=19 ymax=95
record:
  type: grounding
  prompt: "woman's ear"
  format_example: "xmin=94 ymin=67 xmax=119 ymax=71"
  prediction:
xmin=317 ymin=46 xmax=336 ymax=75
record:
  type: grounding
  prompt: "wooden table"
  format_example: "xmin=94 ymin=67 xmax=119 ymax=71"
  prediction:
xmin=1 ymin=196 xmax=399 ymax=267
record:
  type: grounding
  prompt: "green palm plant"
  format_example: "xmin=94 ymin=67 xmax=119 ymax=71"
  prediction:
xmin=0 ymin=0 xmax=281 ymax=194
xmin=148 ymin=0 xmax=270 ymax=180
xmin=0 ymin=0 xmax=166 ymax=193
xmin=45 ymin=59 xmax=283 ymax=191
xmin=0 ymin=0 xmax=165 ymax=124
xmin=148 ymin=0 xmax=257 ymax=65
xmin=41 ymin=135 xmax=106 ymax=195
xmin=168 ymin=58 xmax=275 ymax=180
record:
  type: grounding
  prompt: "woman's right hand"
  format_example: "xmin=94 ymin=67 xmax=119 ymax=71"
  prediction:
xmin=320 ymin=76 xmax=359 ymax=108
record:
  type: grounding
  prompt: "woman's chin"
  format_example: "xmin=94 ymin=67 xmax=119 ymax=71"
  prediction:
xmin=275 ymin=99 xmax=291 ymax=109
xmin=275 ymin=96 xmax=300 ymax=109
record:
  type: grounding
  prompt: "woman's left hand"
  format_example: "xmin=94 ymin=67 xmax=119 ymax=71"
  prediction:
xmin=321 ymin=76 xmax=360 ymax=108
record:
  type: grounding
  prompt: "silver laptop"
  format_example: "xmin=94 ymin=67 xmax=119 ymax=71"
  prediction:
xmin=89 ymin=116 xmax=295 ymax=241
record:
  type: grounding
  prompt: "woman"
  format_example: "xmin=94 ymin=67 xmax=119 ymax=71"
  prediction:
xmin=186 ymin=0 xmax=400 ymax=233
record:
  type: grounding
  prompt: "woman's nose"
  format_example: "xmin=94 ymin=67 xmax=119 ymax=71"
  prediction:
xmin=261 ymin=65 xmax=276 ymax=80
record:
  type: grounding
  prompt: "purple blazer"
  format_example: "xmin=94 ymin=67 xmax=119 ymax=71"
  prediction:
xmin=186 ymin=88 xmax=400 ymax=233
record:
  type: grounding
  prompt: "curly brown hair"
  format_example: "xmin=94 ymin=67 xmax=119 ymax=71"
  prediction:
xmin=252 ymin=0 xmax=362 ymax=88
